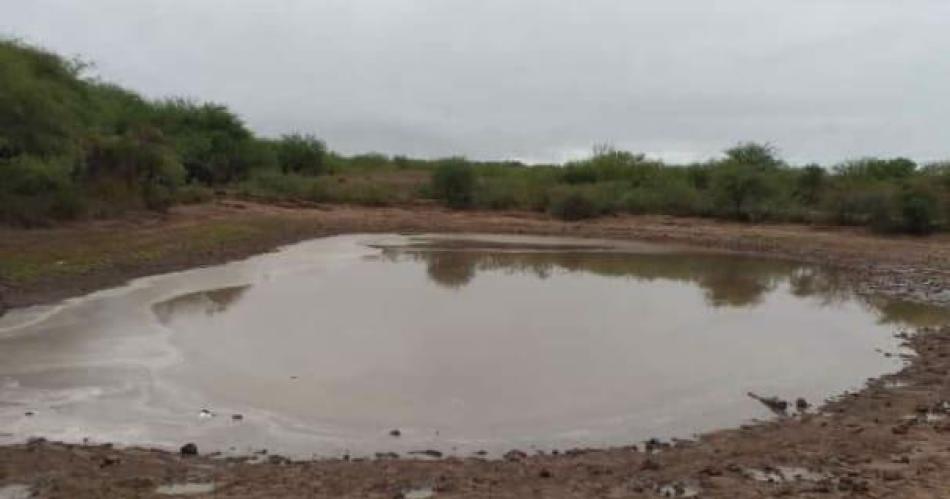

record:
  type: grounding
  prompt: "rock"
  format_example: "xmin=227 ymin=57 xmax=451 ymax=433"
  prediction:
xmin=389 ymin=429 xmax=402 ymax=437
xmin=640 ymin=458 xmax=661 ymax=471
xmin=231 ymin=414 xmax=243 ymax=421
xmin=503 ymin=449 xmax=528 ymax=461
xmin=24 ymin=411 xmax=34 ymax=417
xmin=892 ymin=423 xmax=911 ymax=435
xmin=375 ymin=452 xmax=399 ymax=460
xmin=539 ymin=469 xmax=552 ymax=479
xmin=99 ymin=455 xmax=121 ymax=468
xmin=644 ymin=438 xmax=668 ymax=452
xmin=881 ymin=470 xmax=903 ymax=481
xmin=180 ymin=443 xmax=198 ymax=456
xmin=700 ymin=465 xmax=723 ymax=476
xmin=409 ymin=449 xmax=443 ymax=459
xmin=747 ymin=392 xmax=789 ymax=414
xmin=796 ymin=398 xmax=810 ymax=412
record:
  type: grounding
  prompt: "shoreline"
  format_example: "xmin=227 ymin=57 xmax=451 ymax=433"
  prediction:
xmin=2 ymin=201 xmax=950 ymax=497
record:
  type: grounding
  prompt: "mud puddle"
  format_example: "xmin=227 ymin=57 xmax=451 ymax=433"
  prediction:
xmin=0 ymin=234 xmax=945 ymax=457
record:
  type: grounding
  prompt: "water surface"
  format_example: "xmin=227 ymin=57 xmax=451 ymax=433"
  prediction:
xmin=0 ymin=234 xmax=943 ymax=457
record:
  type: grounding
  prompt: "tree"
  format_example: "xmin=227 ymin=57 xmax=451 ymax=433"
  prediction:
xmin=795 ymin=164 xmax=826 ymax=205
xmin=276 ymin=134 xmax=326 ymax=176
xmin=724 ymin=142 xmax=783 ymax=170
xmin=711 ymin=161 xmax=774 ymax=220
xmin=431 ymin=158 xmax=475 ymax=209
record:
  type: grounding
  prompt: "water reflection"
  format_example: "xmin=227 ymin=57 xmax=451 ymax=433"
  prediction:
xmin=153 ymin=285 xmax=249 ymax=324
xmin=379 ymin=241 xmax=948 ymax=327
xmin=382 ymin=248 xmax=811 ymax=308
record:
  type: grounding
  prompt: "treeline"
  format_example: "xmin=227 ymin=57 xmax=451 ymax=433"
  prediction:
xmin=0 ymin=39 xmax=328 ymax=225
xmin=2 ymin=39 xmax=949 ymax=234
xmin=426 ymin=146 xmax=950 ymax=235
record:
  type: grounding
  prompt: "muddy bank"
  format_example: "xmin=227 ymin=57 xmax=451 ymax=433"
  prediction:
xmin=2 ymin=201 xmax=950 ymax=497
xmin=2 ymin=201 xmax=949 ymax=310
xmin=3 ymin=324 xmax=950 ymax=498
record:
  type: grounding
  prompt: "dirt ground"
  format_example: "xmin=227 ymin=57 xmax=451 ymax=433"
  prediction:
xmin=2 ymin=200 xmax=950 ymax=498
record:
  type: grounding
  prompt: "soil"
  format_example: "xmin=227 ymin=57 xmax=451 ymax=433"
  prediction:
xmin=2 ymin=200 xmax=950 ymax=498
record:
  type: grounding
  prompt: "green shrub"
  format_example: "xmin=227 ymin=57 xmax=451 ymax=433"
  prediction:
xmin=710 ymin=162 xmax=776 ymax=221
xmin=276 ymin=134 xmax=326 ymax=176
xmin=548 ymin=190 xmax=599 ymax=221
xmin=897 ymin=183 xmax=940 ymax=235
xmin=431 ymin=159 xmax=475 ymax=209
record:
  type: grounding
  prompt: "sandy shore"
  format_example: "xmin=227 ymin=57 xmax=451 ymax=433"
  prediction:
xmin=2 ymin=201 xmax=950 ymax=498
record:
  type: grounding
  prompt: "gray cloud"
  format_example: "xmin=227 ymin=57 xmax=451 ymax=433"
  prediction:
xmin=3 ymin=0 xmax=948 ymax=164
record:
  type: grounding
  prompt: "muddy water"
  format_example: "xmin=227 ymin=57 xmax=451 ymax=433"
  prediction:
xmin=0 ymin=234 xmax=945 ymax=457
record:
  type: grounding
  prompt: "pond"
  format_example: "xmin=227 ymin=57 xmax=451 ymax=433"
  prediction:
xmin=0 ymin=234 xmax=945 ymax=457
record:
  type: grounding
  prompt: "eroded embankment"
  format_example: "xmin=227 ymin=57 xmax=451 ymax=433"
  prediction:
xmin=1 ymin=201 xmax=950 ymax=498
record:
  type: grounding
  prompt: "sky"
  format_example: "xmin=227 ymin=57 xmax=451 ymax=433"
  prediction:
xmin=2 ymin=0 xmax=949 ymax=164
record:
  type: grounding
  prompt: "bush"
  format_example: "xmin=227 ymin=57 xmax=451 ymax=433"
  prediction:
xmin=431 ymin=159 xmax=475 ymax=209
xmin=276 ymin=134 xmax=326 ymax=176
xmin=710 ymin=162 xmax=775 ymax=220
xmin=548 ymin=190 xmax=599 ymax=221
xmin=898 ymin=184 xmax=940 ymax=235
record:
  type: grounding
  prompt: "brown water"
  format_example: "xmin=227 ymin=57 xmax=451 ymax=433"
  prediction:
xmin=0 ymin=234 xmax=945 ymax=457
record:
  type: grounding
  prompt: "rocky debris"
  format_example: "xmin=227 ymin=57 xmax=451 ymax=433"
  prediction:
xmin=0 ymin=484 xmax=31 ymax=499
xmin=179 ymin=443 xmax=198 ymax=456
xmin=881 ymin=469 xmax=904 ymax=481
xmin=747 ymin=392 xmax=789 ymax=414
xmin=892 ymin=421 xmax=913 ymax=435
xmin=699 ymin=465 xmax=723 ymax=476
xmin=503 ymin=449 xmax=528 ymax=461
xmin=796 ymin=397 xmax=810 ymax=412
xmin=657 ymin=482 xmax=699 ymax=497
xmin=155 ymin=482 xmax=217 ymax=496
xmin=644 ymin=438 xmax=670 ymax=452
xmin=641 ymin=458 xmax=661 ymax=471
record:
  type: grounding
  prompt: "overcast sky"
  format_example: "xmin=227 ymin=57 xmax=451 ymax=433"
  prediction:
xmin=2 ymin=0 xmax=948 ymax=164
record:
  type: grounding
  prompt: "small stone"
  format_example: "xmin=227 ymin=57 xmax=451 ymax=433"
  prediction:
xmin=389 ymin=429 xmax=401 ymax=437
xmin=180 ymin=443 xmax=198 ymax=456
xmin=231 ymin=414 xmax=243 ymax=421
xmin=504 ymin=449 xmax=528 ymax=461
xmin=539 ymin=469 xmax=552 ymax=479
xmin=700 ymin=465 xmax=723 ymax=476
xmin=882 ymin=470 xmax=903 ymax=481
xmin=796 ymin=398 xmax=809 ymax=411
xmin=641 ymin=458 xmax=661 ymax=471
